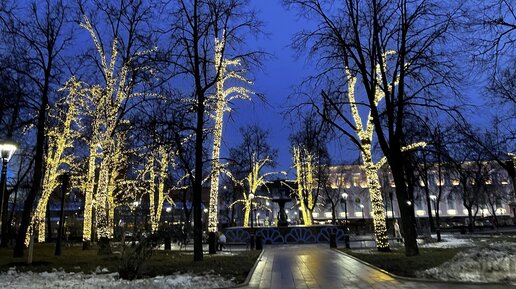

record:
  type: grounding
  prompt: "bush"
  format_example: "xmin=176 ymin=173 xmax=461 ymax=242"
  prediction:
xmin=118 ymin=234 xmax=157 ymax=280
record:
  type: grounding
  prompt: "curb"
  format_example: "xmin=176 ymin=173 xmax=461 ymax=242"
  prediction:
xmin=333 ymin=248 xmax=515 ymax=287
xmin=221 ymin=249 xmax=264 ymax=289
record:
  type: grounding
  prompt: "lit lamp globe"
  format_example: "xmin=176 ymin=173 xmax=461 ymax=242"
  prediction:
xmin=0 ymin=140 xmax=18 ymax=162
xmin=0 ymin=139 xmax=18 ymax=234
xmin=341 ymin=192 xmax=348 ymax=200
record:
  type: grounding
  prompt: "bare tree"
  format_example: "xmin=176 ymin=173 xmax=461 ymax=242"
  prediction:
xmin=165 ymin=0 xmax=262 ymax=261
xmin=228 ymin=124 xmax=278 ymax=225
xmin=0 ymin=0 xmax=75 ymax=257
xmin=284 ymin=0 xmax=461 ymax=256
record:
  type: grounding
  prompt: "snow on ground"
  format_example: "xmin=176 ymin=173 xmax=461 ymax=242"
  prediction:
xmin=417 ymin=242 xmax=516 ymax=284
xmin=419 ymin=235 xmax=475 ymax=248
xmin=0 ymin=268 xmax=235 ymax=289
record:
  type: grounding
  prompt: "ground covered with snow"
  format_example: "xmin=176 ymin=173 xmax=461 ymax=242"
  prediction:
xmin=419 ymin=235 xmax=475 ymax=248
xmin=0 ymin=267 xmax=235 ymax=289
xmin=417 ymin=241 xmax=516 ymax=284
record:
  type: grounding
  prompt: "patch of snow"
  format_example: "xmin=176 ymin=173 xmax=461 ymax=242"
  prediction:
xmin=417 ymin=242 xmax=516 ymax=284
xmin=420 ymin=235 xmax=475 ymax=248
xmin=0 ymin=268 xmax=235 ymax=289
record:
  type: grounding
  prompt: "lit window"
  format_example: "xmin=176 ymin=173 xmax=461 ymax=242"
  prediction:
xmin=353 ymin=175 xmax=359 ymax=187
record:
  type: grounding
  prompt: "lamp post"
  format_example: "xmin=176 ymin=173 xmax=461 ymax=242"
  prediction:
xmin=341 ymin=192 xmax=348 ymax=225
xmin=360 ymin=204 xmax=365 ymax=220
xmin=389 ymin=191 xmax=395 ymax=237
xmin=132 ymin=201 xmax=139 ymax=246
xmin=0 ymin=140 xmax=18 ymax=245
xmin=430 ymin=194 xmax=437 ymax=215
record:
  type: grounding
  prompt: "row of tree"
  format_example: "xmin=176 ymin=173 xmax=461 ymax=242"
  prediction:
xmin=0 ymin=0 xmax=514 ymax=261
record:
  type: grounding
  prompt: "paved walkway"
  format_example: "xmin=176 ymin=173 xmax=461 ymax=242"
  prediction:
xmin=244 ymin=244 xmax=515 ymax=289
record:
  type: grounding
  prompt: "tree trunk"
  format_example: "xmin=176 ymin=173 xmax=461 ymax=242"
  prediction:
xmin=14 ymin=96 xmax=47 ymax=257
xmin=46 ymin=203 xmax=52 ymax=241
xmin=0 ymin=186 xmax=9 ymax=247
xmin=466 ymin=207 xmax=474 ymax=233
xmin=391 ymin=158 xmax=419 ymax=256
xmin=435 ymin=206 xmax=441 ymax=242
xmin=423 ymin=186 xmax=435 ymax=233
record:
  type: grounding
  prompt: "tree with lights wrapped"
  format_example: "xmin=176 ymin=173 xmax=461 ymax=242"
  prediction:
xmin=207 ymin=34 xmax=252 ymax=233
xmin=230 ymin=155 xmax=273 ymax=227
xmin=78 ymin=12 xmax=154 ymax=251
xmin=25 ymin=78 xmax=84 ymax=245
xmin=168 ymin=0 xmax=263 ymax=261
xmin=144 ymin=144 xmax=175 ymax=233
xmin=293 ymin=147 xmax=316 ymax=226
xmin=285 ymin=0 xmax=458 ymax=256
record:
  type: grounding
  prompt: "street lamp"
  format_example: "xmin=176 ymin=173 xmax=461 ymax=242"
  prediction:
xmin=132 ymin=201 xmax=139 ymax=246
xmin=0 ymin=140 xmax=18 ymax=239
xmin=360 ymin=204 xmax=365 ymax=220
xmin=341 ymin=192 xmax=348 ymax=225
xmin=430 ymin=194 xmax=437 ymax=214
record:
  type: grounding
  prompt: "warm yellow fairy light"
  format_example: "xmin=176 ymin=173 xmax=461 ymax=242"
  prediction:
xmin=148 ymin=145 xmax=171 ymax=233
xmin=340 ymin=52 xmax=427 ymax=251
xmin=79 ymin=14 xmax=153 ymax=242
xmin=293 ymin=147 xmax=317 ymax=225
xmin=229 ymin=154 xmax=274 ymax=227
xmin=207 ymin=33 xmax=253 ymax=232
xmin=25 ymin=78 xmax=83 ymax=246
xmin=344 ymin=62 xmax=391 ymax=250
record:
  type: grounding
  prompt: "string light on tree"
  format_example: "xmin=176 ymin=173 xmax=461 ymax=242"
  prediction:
xmin=207 ymin=33 xmax=253 ymax=232
xmin=25 ymin=78 xmax=83 ymax=245
xmin=229 ymin=154 xmax=275 ymax=227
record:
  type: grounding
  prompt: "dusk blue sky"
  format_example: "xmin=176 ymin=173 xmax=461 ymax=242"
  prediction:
xmin=221 ymin=1 xmax=355 ymax=174
xmin=222 ymin=1 xmax=310 ymax=174
xmin=219 ymin=1 xmax=509 ymax=174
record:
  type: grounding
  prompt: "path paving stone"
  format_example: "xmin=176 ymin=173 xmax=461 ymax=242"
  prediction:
xmin=242 ymin=244 xmax=515 ymax=289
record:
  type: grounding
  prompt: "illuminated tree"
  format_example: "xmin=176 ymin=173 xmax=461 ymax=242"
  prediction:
xmin=2 ymin=0 xmax=75 ymax=257
xmin=230 ymin=155 xmax=273 ymax=227
xmin=293 ymin=147 xmax=316 ymax=225
xmin=25 ymin=78 xmax=83 ymax=245
xmin=167 ymin=0 xmax=263 ymax=261
xmin=78 ymin=11 xmax=155 ymax=250
xmin=228 ymin=125 xmax=278 ymax=224
xmin=145 ymin=144 xmax=175 ymax=233
xmin=285 ymin=0 xmax=459 ymax=256
xmin=207 ymin=34 xmax=252 ymax=233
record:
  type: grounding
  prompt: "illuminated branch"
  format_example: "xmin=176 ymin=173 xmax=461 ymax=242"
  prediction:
xmin=147 ymin=145 xmax=172 ymax=233
xmin=79 ymin=14 xmax=154 ymax=242
xmin=293 ymin=147 xmax=316 ymax=225
xmin=207 ymin=33 xmax=253 ymax=232
xmin=230 ymin=154 xmax=275 ymax=227
xmin=25 ymin=78 xmax=83 ymax=245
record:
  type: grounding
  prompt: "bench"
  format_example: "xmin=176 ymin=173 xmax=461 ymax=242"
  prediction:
xmin=223 ymin=241 xmax=248 ymax=251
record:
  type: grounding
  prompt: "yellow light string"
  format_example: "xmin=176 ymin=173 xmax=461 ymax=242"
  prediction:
xmin=25 ymin=78 xmax=83 ymax=246
xmin=207 ymin=33 xmax=253 ymax=232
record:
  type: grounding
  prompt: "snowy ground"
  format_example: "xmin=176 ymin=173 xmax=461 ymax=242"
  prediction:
xmin=0 ymin=267 xmax=235 ymax=289
xmin=417 ymin=236 xmax=516 ymax=284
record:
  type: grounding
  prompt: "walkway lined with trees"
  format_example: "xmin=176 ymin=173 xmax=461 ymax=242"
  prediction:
xmin=244 ymin=244 xmax=515 ymax=289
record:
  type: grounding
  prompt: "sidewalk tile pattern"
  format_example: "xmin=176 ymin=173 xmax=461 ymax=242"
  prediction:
xmin=242 ymin=244 xmax=515 ymax=289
